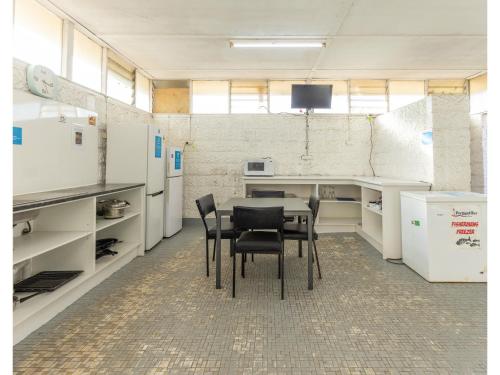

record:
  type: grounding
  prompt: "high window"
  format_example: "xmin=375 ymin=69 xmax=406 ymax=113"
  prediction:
xmin=192 ymin=81 xmax=230 ymax=114
xmin=230 ymin=81 xmax=268 ymax=113
xmin=107 ymin=51 xmax=135 ymax=105
xmin=350 ymin=80 xmax=388 ymax=114
xmin=469 ymin=74 xmax=487 ymax=114
xmin=72 ymin=29 xmax=102 ymax=92
xmin=269 ymin=81 xmax=306 ymax=113
xmin=427 ymin=80 xmax=466 ymax=95
xmin=388 ymin=81 xmax=425 ymax=111
xmin=14 ymin=0 xmax=63 ymax=74
xmin=312 ymin=80 xmax=349 ymax=114
xmin=135 ymin=72 xmax=151 ymax=112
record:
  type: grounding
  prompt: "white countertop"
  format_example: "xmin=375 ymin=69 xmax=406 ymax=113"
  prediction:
xmin=242 ymin=175 xmax=431 ymax=187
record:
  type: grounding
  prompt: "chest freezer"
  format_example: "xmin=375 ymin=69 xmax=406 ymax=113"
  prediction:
xmin=400 ymin=191 xmax=487 ymax=282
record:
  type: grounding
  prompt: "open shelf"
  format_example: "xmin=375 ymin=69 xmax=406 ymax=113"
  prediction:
xmin=364 ymin=205 xmax=383 ymax=216
xmin=318 ymin=217 xmax=361 ymax=226
xmin=13 ymin=271 xmax=89 ymax=325
xmin=322 ymin=199 xmax=361 ymax=204
xmin=95 ymin=242 xmax=139 ymax=273
xmin=13 ymin=231 xmax=91 ymax=265
xmin=96 ymin=211 xmax=140 ymax=232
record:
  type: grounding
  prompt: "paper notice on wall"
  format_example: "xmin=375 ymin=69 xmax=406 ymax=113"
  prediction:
xmin=451 ymin=207 xmax=481 ymax=249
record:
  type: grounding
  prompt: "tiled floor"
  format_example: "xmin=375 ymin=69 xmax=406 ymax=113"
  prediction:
xmin=14 ymin=221 xmax=486 ymax=374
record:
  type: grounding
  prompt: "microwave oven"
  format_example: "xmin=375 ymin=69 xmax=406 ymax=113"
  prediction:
xmin=244 ymin=159 xmax=274 ymax=176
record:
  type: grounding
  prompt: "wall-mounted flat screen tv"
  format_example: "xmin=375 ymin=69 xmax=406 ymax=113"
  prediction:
xmin=291 ymin=84 xmax=332 ymax=109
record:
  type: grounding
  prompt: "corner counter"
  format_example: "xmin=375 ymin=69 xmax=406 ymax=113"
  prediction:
xmin=243 ymin=175 xmax=431 ymax=260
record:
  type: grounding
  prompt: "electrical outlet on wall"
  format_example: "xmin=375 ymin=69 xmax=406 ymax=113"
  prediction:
xmin=301 ymin=155 xmax=313 ymax=161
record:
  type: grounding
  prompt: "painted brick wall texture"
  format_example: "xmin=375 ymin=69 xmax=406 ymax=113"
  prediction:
xmin=374 ymin=95 xmax=472 ymax=192
xmin=13 ymin=59 xmax=154 ymax=183
xmin=157 ymin=114 xmax=374 ymax=217
xmin=470 ymin=113 xmax=487 ymax=193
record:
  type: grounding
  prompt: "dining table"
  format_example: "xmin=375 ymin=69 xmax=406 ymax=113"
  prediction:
xmin=215 ymin=197 xmax=314 ymax=290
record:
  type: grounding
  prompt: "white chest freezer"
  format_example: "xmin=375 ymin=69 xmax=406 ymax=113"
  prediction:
xmin=400 ymin=191 xmax=487 ymax=282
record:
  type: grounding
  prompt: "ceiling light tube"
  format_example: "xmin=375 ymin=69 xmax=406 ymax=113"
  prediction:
xmin=230 ymin=40 xmax=326 ymax=48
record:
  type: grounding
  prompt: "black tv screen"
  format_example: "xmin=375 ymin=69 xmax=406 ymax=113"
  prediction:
xmin=291 ymin=84 xmax=332 ymax=109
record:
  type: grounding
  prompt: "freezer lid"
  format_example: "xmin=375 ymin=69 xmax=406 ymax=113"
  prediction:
xmin=400 ymin=191 xmax=487 ymax=203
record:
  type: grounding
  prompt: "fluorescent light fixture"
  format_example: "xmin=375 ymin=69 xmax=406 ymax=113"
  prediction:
xmin=230 ymin=40 xmax=326 ymax=48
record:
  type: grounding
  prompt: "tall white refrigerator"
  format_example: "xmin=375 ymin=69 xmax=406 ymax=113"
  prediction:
xmin=164 ymin=147 xmax=183 ymax=237
xmin=106 ymin=123 xmax=166 ymax=251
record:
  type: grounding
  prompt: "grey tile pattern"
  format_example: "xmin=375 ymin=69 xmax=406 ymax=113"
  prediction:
xmin=14 ymin=223 xmax=486 ymax=374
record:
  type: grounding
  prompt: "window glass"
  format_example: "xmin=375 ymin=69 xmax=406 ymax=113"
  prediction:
xmin=427 ymin=79 xmax=466 ymax=95
xmin=107 ymin=51 xmax=135 ymax=105
xmin=192 ymin=81 xmax=229 ymax=114
xmin=135 ymin=72 xmax=151 ymax=112
xmin=269 ymin=81 xmax=306 ymax=113
xmin=14 ymin=0 xmax=63 ymax=74
xmin=230 ymin=80 xmax=268 ymax=113
xmin=388 ymin=81 xmax=425 ymax=111
xmin=312 ymin=80 xmax=349 ymax=114
xmin=469 ymin=74 xmax=487 ymax=114
xmin=350 ymin=80 xmax=387 ymax=114
xmin=72 ymin=29 xmax=102 ymax=92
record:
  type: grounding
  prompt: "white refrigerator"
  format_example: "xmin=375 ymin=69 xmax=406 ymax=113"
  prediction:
xmin=164 ymin=147 xmax=183 ymax=237
xmin=401 ymin=191 xmax=487 ymax=282
xmin=106 ymin=123 xmax=166 ymax=251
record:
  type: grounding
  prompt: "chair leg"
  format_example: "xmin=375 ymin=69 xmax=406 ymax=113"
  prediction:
xmin=230 ymin=238 xmax=234 ymax=257
xmin=241 ymin=252 xmax=245 ymax=278
xmin=298 ymin=240 xmax=303 ymax=258
xmin=205 ymin=237 xmax=209 ymax=277
xmin=212 ymin=239 xmax=216 ymax=262
xmin=251 ymin=253 xmax=254 ymax=262
xmin=281 ymin=251 xmax=285 ymax=300
xmin=232 ymin=252 xmax=236 ymax=298
xmin=277 ymin=254 xmax=281 ymax=279
xmin=313 ymin=240 xmax=322 ymax=279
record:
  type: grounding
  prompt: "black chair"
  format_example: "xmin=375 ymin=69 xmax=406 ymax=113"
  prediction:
xmin=232 ymin=206 xmax=285 ymax=299
xmin=195 ymin=194 xmax=236 ymax=277
xmin=283 ymin=195 xmax=322 ymax=279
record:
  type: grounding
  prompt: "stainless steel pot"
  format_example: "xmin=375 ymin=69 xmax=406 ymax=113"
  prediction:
xmin=98 ymin=199 xmax=131 ymax=219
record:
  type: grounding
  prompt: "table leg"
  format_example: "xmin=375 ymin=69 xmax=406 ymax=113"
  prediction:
xmin=308 ymin=212 xmax=313 ymax=290
xmin=216 ymin=213 xmax=222 ymax=289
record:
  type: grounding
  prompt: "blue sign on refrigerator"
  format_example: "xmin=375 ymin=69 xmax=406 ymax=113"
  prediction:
xmin=175 ymin=150 xmax=182 ymax=170
xmin=154 ymin=136 xmax=162 ymax=158
xmin=13 ymin=127 xmax=23 ymax=145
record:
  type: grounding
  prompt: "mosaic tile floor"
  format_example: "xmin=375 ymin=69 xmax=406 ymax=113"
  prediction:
xmin=14 ymin=222 xmax=486 ymax=374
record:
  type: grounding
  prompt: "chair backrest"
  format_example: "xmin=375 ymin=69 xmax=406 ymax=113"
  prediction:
xmin=233 ymin=206 xmax=284 ymax=232
xmin=195 ymin=194 xmax=216 ymax=232
xmin=308 ymin=195 xmax=320 ymax=228
xmin=251 ymin=190 xmax=285 ymax=198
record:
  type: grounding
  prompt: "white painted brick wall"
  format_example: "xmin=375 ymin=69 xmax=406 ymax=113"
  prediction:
xmin=373 ymin=98 xmax=433 ymax=182
xmin=470 ymin=113 xmax=487 ymax=193
xmin=157 ymin=114 xmax=373 ymax=217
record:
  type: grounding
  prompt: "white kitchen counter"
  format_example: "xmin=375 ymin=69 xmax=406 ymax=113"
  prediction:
xmin=243 ymin=175 xmax=431 ymax=259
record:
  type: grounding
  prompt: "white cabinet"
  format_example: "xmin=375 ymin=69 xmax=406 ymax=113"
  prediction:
xmin=13 ymin=185 xmax=145 ymax=344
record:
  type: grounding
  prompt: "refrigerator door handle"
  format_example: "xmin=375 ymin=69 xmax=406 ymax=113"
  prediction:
xmin=150 ymin=191 xmax=164 ymax=197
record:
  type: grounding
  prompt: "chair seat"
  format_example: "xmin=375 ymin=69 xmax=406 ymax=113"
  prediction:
xmin=234 ymin=231 xmax=282 ymax=252
xmin=207 ymin=221 xmax=236 ymax=239
xmin=283 ymin=223 xmax=318 ymax=240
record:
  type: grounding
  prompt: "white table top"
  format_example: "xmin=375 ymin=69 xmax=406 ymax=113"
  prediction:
xmin=217 ymin=197 xmax=311 ymax=215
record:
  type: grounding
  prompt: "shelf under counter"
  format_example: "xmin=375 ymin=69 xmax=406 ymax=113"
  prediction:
xmin=96 ymin=211 xmax=141 ymax=232
xmin=14 ymin=231 xmax=92 ymax=265
xmin=95 ymin=242 xmax=140 ymax=273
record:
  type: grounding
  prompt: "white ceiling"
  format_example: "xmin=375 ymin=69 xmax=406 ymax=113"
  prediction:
xmin=47 ymin=0 xmax=487 ymax=80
